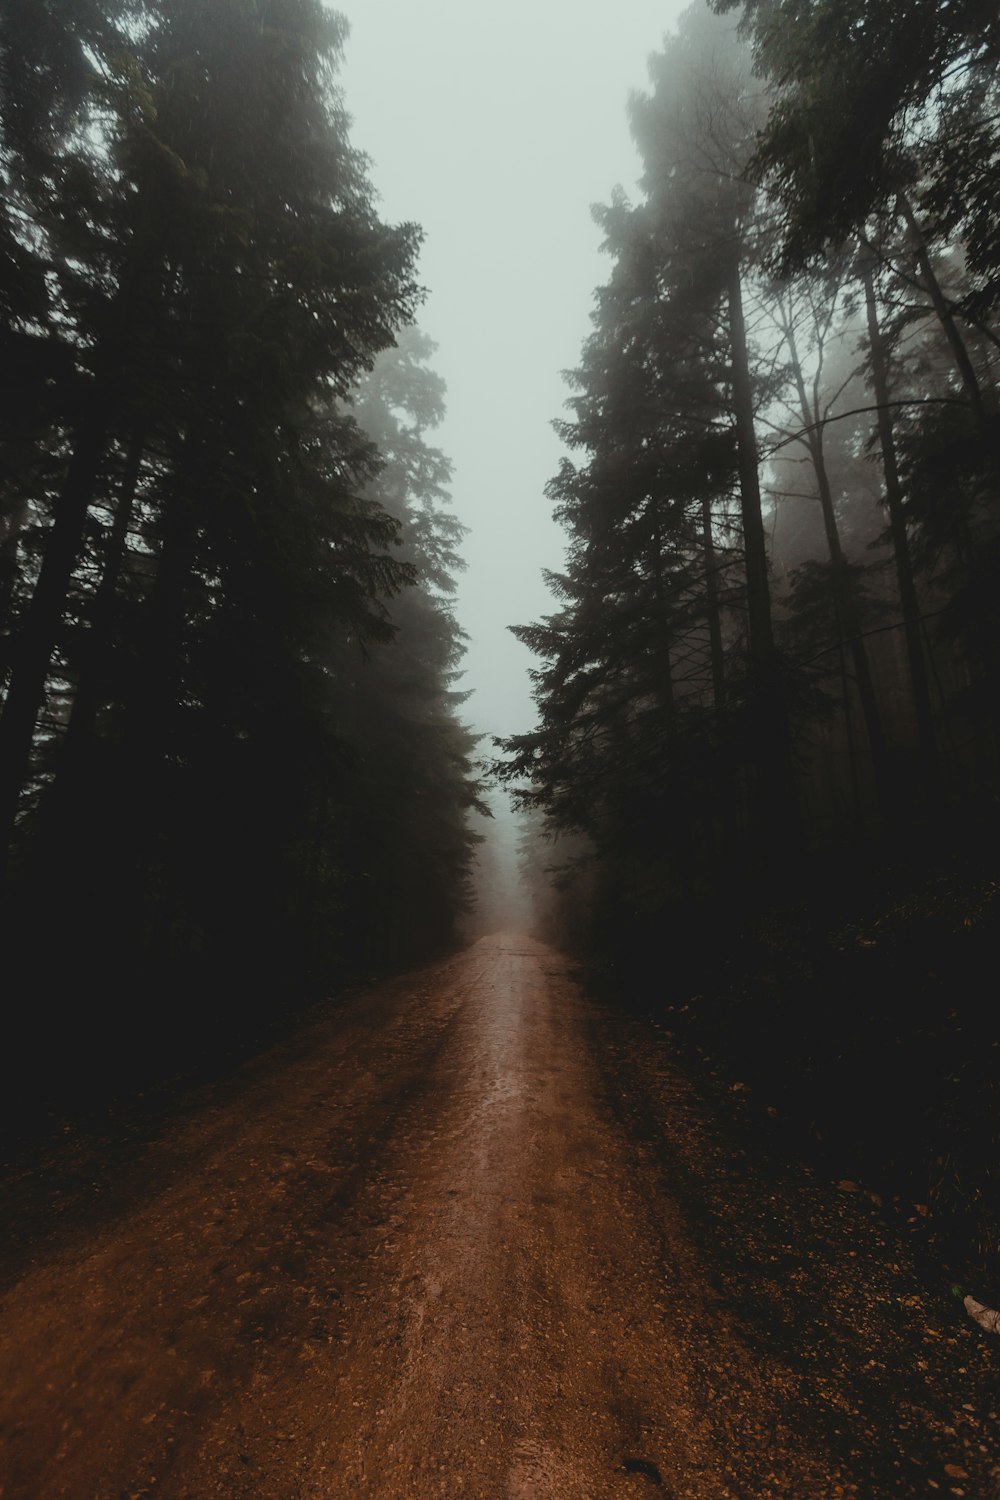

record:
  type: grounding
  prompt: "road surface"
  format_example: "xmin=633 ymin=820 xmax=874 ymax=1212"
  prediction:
xmin=0 ymin=935 xmax=996 ymax=1497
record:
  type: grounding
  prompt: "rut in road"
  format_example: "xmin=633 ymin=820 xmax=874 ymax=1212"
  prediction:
xmin=0 ymin=936 xmax=993 ymax=1499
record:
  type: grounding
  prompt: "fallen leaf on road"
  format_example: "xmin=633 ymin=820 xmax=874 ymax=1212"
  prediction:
xmin=964 ymin=1296 xmax=1000 ymax=1334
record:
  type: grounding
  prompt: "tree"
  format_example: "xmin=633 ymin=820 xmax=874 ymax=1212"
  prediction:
xmin=341 ymin=327 xmax=484 ymax=960
xmin=499 ymin=4 xmax=802 ymax=911
xmin=0 ymin=0 xmax=423 ymax=854
xmin=769 ymin=274 xmax=895 ymax=815
xmin=0 ymin=1 xmax=480 ymax=1104
xmin=715 ymin=0 xmax=1000 ymax=299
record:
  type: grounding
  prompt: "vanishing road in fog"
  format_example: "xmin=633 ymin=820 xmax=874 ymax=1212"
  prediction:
xmin=0 ymin=938 xmax=992 ymax=1498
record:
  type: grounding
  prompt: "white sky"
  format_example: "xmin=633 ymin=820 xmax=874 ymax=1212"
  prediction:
xmin=339 ymin=0 xmax=689 ymax=743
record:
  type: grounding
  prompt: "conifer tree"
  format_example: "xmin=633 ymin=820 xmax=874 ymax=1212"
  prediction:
xmin=499 ymin=5 xmax=800 ymax=902
xmin=0 ymin=0 xmax=479 ymax=1099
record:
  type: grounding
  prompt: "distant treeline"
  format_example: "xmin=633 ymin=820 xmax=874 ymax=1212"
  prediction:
xmin=500 ymin=2 xmax=1000 ymax=1269
xmin=0 ymin=0 xmax=480 ymax=1107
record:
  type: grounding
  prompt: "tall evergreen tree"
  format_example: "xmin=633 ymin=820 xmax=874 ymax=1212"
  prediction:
xmin=0 ymin=1 xmax=479 ymax=1104
xmin=499 ymin=5 xmax=800 ymax=909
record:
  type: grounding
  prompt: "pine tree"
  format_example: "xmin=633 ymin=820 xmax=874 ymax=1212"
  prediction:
xmin=499 ymin=5 xmax=801 ymax=908
xmin=0 ymin=1 xmax=487 ymax=1102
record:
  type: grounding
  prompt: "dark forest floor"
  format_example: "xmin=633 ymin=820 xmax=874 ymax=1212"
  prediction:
xmin=594 ymin=824 xmax=1000 ymax=1313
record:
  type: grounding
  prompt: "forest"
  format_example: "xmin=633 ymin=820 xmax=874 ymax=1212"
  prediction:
xmin=499 ymin=2 xmax=1000 ymax=1272
xmin=0 ymin=0 xmax=482 ymax=1115
xmin=2 ymin=3 xmax=1000 ymax=1494
xmin=1 ymin=0 xmax=999 ymax=1268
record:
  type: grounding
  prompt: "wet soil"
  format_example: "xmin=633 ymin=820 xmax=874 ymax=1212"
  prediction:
xmin=0 ymin=935 xmax=997 ymax=1498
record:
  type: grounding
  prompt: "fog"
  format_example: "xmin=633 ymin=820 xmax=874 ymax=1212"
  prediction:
xmin=340 ymin=0 xmax=688 ymax=744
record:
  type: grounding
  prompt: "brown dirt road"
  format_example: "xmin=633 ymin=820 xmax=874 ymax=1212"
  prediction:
xmin=0 ymin=935 xmax=997 ymax=1498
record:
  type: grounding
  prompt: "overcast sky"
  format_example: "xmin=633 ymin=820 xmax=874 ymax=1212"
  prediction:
xmin=339 ymin=1 xmax=688 ymax=744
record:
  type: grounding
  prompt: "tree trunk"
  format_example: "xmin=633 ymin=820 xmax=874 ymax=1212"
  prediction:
xmin=649 ymin=515 xmax=676 ymax=721
xmin=0 ymin=494 xmax=30 ymax=685
xmin=649 ymin=513 xmax=701 ymax=894
xmin=784 ymin=318 xmax=895 ymax=819
xmin=127 ymin=484 xmax=199 ymax=772
xmin=837 ymin=637 xmax=864 ymax=823
xmin=728 ymin=261 xmax=776 ymax=666
xmin=728 ymin=256 xmax=799 ymax=850
xmin=701 ymin=492 xmax=726 ymax=711
xmin=896 ymin=195 xmax=1000 ymax=733
xmin=861 ymin=261 xmax=941 ymax=801
xmin=59 ymin=429 xmax=146 ymax=774
xmin=0 ymin=229 xmax=159 ymax=873
xmin=0 ymin=395 xmax=117 ymax=868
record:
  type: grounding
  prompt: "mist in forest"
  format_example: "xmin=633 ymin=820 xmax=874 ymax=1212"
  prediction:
xmin=340 ymin=0 xmax=690 ymax=745
xmin=1 ymin=0 xmax=998 ymax=1283
xmin=340 ymin=0 xmax=691 ymax=927
xmin=4 ymin=18 xmax=1000 ymax=1494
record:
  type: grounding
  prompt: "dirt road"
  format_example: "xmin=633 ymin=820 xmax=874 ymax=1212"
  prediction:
xmin=0 ymin=936 xmax=996 ymax=1498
